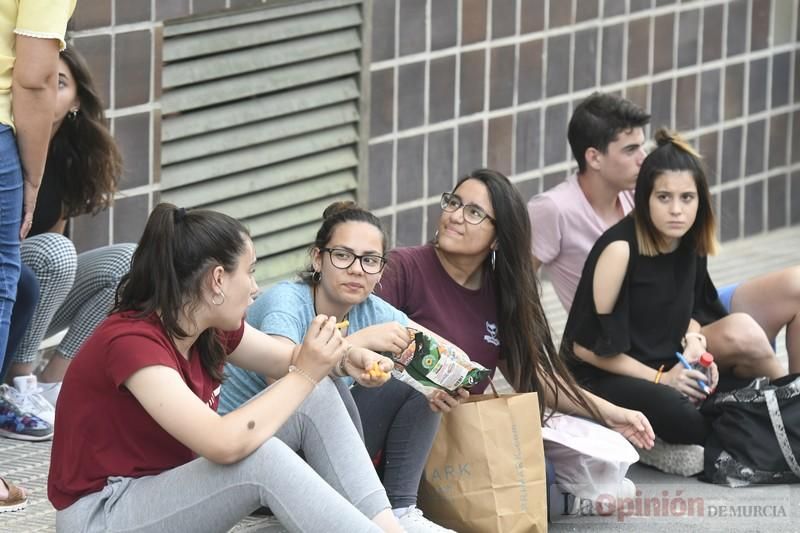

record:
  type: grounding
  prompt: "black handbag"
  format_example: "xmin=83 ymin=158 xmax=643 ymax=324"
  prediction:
xmin=701 ymin=374 xmax=800 ymax=486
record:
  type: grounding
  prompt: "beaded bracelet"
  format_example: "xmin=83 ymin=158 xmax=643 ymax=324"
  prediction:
xmin=654 ymin=364 xmax=665 ymax=384
xmin=288 ymin=365 xmax=318 ymax=386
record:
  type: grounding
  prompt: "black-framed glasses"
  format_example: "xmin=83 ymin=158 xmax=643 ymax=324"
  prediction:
xmin=320 ymin=248 xmax=387 ymax=274
xmin=440 ymin=192 xmax=495 ymax=225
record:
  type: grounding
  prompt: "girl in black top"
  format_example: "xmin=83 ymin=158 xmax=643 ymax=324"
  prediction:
xmin=561 ymin=129 xmax=785 ymax=445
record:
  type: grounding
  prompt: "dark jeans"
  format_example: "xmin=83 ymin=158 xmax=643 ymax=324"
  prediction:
xmin=0 ymin=263 xmax=38 ymax=379
xmin=351 ymin=378 xmax=441 ymax=509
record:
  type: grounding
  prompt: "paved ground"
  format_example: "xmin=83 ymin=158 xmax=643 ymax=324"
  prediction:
xmin=1 ymin=225 xmax=798 ymax=533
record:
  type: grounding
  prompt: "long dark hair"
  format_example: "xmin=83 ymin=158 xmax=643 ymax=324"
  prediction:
xmin=114 ymin=203 xmax=250 ymax=380
xmin=455 ymin=169 xmax=599 ymax=421
xmin=633 ymin=128 xmax=718 ymax=257
xmin=299 ymin=201 xmax=387 ymax=285
xmin=50 ymin=46 xmax=123 ymax=217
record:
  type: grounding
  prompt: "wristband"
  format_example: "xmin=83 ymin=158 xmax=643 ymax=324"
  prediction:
xmin=288 ymin=365 xmax=318 ymax=386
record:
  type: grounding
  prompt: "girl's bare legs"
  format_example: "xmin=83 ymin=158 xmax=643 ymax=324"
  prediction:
xmin=702 ymin=313 xmax=786 ymax=379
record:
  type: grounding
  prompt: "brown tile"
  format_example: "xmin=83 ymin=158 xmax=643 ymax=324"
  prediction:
xmin=152 ymin=111 xmax=162 ymax=184
xmin=228 ymin=0 xmax=265 ymax=8
xmin=516 ymin=176 xmax=541 ymax=202
xmin=699 ymin=131 xmax=719 ymax=184
xmin=720 ymin=187 xmax=740 ymax=241
xmin=493 ymin=0 xmax=516 ymax=38
xmin=675 ymin=75 xmax=696 ymax=131
xmin=546 ymin=34 xmax=570 ymax=97
xmin=724 ymin=62 xmax=745 ymax=120
xmin=152 ymin=25 xmax=163 ymax=101
xmin=458 ymin=121 xmax=484 ymax=178
xmin=71 ymin=210 xmax=110 ymax=253
xmin=399 ymin=0 xmax=426 ymax=56
xmin=543 ymin=103 xmax=568 ymax=166
xmin=520 ymin=0 xmax=545 ymax=34
xmin=767 ymin=174 xmax=787 ymax=230
xmin=603 ymin=0 xmax=626 ymax=17
xmin=573 ymin=28 xmax=597 ymax=91
xmin=371 ymin=0 xmax=396 ymax=62
xmin=543 ymin=170 xmax=566 ymax=191
xmin=575 ymin=0 xmax=599 ymax=22
xmin=368 ymin=141 xmax=393 ymax=209
xmin=115 ymin=30 xmax=152 ymax=108
xmin=71 ymin=35 xmax=112 ymax=109
xmin=462 ymin=0 xmax=488 ymax=44
xmin=490 ymin=45 xmax=515 ymax=110
xmin=630 ymin=0 xmax=652 ymax=12
xmin=743 ymin=181 xmax=764 ymax=236
xmin=428 ymin=129 xmax=455 ymax=194
xmin=425 ymin=204 xmax=439 ymax=242
xmin=429 ymin=56 xmax=456 ymax=124
xmin=768 ymin=113 xmax=789 ymax=169
xmin=548 ymin=0 xmax=571 ymax=28
xmin=721 ymin=126 xmax=743 ymax=183
xmin=115 ymin=0 xmax=151 ymax=24
xmin=772 ymin=52 xmax=791 ymax=109
xmin=113 ymin=194 xmax=150 ymax=244
xmin=750 ymin=0 xmax=771 ymax=51
xmin=369 ymin=68 xmax=394 ymax=138
xmin=796 ymin=53 xmax=800 ymax=104
xmin=699 ymin=69 xmax=721 ymax=125
xmin=156 ymin=0 xmax=191 ymax=20
xmin=191 ymin=0 xmax=226 ymax=16
xmin=396 ymin=206 xmax=423 ymax=247
xmin=515 ymin=108 xmax=541 ymax=173
xmin=396 ymin=135 xmax=425 ymax=203
xmin=745 ymin=120 xmax=766 ymax=176
xmin=702 ymin=5 xmax=723 ymax=62
xmin=794 ymin=111 xmax=800 ymax=164
xmin=625 ymin=84 xmax=648 ymax=111
xmin=749 ymin=58 xmax=768 ymax=114
xmin=431 ymin=0 xmax=458 ymax=51
xmin=653 ymin=14 xmax=674 ymax=74
xmin=726 ymin=0 xmax=748 ymax=58
xmin=114 ymin=113 xmax=151 ymax=189
xmin=655 ymin=0 xmax=676 ymax=5
xmin=380 ymin=214 xmax=395 ymax=246
xmin=601 ymin=23 xmax=624 ymax=85
xmin=71 ymin=0 xmax=111 ymax=30
xmin=398 ymin=62 xmax=425 ymax=131
xmin=793 ymin=171 xmax=800 ymax=225
xmin=460 ymin=50 xmax=485 ymax=116
xmin=518 ymin=39 xmax=543 ymax=103
xmin=677 ymin=9 xmax=700 ymax=68
xmin=627 ymin=18 xmax=650 ymax=79
xmin=487 ymin=115 xmax=513 ymax=176
xmin=650 ymin=79 xmax=672 ymax=131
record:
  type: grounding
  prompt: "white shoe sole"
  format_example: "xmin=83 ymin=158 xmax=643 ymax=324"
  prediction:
xmin=0 ymin=428 xmax=53 ymax=441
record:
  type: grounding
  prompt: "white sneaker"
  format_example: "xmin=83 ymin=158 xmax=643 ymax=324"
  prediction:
xmin=10 ymin=376 xmax=56 ymax=426
xmin=396 ymin=506 xmax=455 ymax=533
xmin=37 ymin=381 xmax=62 ymax=407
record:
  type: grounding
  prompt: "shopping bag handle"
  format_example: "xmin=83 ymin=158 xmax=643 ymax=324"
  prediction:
xmin=487 ymin=379 xmax=499 ymax=398
xmin=764 ymin=389 xmax=800 ymax=478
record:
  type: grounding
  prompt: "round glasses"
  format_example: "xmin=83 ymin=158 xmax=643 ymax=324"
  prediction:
xmin=440 ymin=192 xmax=495 ymax=225
xmin=321 ymin=248 xmax=387 ymax=274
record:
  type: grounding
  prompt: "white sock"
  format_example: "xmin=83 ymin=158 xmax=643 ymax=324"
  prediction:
xmin=393 ymin=506 xmax=414 ymax=518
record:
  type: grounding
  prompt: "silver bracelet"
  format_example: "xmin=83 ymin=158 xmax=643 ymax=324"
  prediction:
xmin=288 ymin=365 xmax=318 ymax=386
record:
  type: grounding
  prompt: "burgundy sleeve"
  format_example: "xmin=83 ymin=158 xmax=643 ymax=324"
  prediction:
xmin=374 ymin=249 xmax=411 ymax=310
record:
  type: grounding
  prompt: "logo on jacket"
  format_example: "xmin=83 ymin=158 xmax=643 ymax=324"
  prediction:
xmin=483 ymin=322 xmax=499 ymax=346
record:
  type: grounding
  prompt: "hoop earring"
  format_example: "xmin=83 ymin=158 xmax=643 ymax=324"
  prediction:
xmin=211 ymin=290 xmax=226 ymax=306
xmin=311 ymin=271 xmax=322 ymax=283
xmin=491 ymin=249 xmax=496 ymax=270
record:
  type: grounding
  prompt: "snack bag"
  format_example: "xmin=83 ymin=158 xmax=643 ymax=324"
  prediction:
xmin=391 ymin=330 xmax=490 ymax=398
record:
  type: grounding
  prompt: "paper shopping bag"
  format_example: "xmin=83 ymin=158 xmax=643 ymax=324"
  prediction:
xmin=418 ymin=392 xmax=547 ymax=533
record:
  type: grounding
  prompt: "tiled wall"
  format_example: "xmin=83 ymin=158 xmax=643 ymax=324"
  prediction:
xmin=67 ymin=0 xmax=271 ymax=252
xmin=367 ymin=0 xmax=800 ymax=246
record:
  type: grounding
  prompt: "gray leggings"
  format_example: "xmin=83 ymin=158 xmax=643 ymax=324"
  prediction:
xmin=55 ymin=378 xmax=389 ymax=533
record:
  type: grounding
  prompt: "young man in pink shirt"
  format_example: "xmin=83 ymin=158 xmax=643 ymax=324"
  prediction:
xmin=529 ymin=92 xmax=800 ymax=372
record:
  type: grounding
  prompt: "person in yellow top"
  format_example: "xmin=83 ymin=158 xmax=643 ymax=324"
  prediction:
xmin=0 ymin=0 xmax=76 ymax=514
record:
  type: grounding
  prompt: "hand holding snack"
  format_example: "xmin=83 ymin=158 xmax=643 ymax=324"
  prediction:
xmin=345 ymin=346 xmax=393 ymax=387
xmin=347 ymin=321 xmax=411 ymax=356
xmin=293 ymin=315 xmax=346 ymax=382
xmin=429 ymin=387 xmax=470 ymax=413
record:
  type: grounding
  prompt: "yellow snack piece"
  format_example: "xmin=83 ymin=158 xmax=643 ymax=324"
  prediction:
xmin=336 ymin=319 xmax=349 ymax=330
xmin=368 ymin=361 xmax=388 ymax=379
